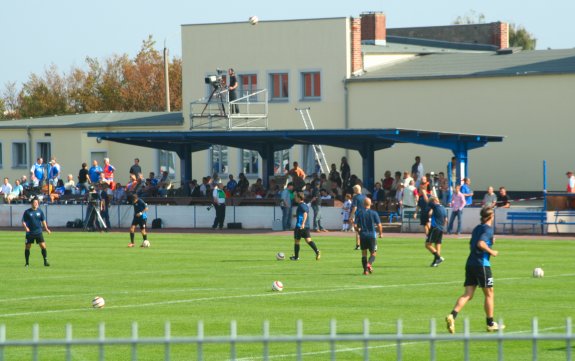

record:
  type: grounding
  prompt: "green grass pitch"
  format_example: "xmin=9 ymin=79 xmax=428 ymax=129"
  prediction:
xmin=0 ymin=230 xmax=574 ymax=360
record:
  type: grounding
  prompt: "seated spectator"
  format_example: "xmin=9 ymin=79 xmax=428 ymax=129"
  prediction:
xmin=226 ymin=174 xmax=238 ymax=195
xmin=125 ymin=174 xmax=138 ymax=193
xmin=320 ymin=188 xmax=332 ymax=200
xmin=265 ymin=179 xmax=279 ymax=198
xmin=113 ymin=183 xmax=127 ymax=204
xmin=329 ymin=181 xmax=342 ymax=201
xmin=237 ymin=173 xmax=249 ymax=196
xmin=1 ymin=177 xmax=12 ymax=203
xmin=381 ymin=171 xmax=394 ymax=193
xmin=482 ymin=186 xmax=497 ymax=208
xmin=134 ymin=174 xmax=146 ymax=196
xmin=189 ymin=179 xmax=201 ymax=197
xmin=64 ymin=174 xmax=77 ymax=195
xmin=496 ymin=187 xmax=511 ymax=208
xmin=199 ymin=177 xmax=211 ymax=197
xmin=372 ymin=182 xmax=385 ymax=203
xmin=50 ymin=179 xmax=66 ymax=203
xmin=7 ymin=179 xmax=24 ymax=204
xmin=147 ymin=172 xmax=159 ymax=187
xmin=250 ymin=178 xmax=265 ymax=198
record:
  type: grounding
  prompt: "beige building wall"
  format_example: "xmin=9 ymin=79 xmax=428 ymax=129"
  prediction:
xmin=181 ymin=18 xmax=353 ymax=180
xmin=347 ymin=74 xmax=575 ymax=191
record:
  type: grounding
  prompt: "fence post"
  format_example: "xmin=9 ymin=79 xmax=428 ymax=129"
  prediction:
xmin=131 ymin=322 xmax=139 ymax=361
xmin=532 ymin=317 xmax=539 ymax=361
xmin=32 ymin=323 xmax=39 ymax=361
xmin=363 ymin=319 xmax=370 ymax=361
xmin=498 ymin=317 xmax=505 ymax=361
xmin=463 ymin=318 xmax=470 ymax=361
xmin=98 ymin=323 xmax=106 ymax=361
xmin=567 ymin=318 xmax=572 ymax=361
xmin=0 ymin=324 xmax=5 ymax=361
xmin=164 ymin=321 xmax=171 ymax=361
xmin=65 ymin=323 xmax=73 ymax=361
xmin=262 ymin=320 xmax=270 ymax=361
xmin=296 ymin=320 xmax=303 ymax=361
xmin=396 ymin=319 xmax=403 ymax=361
xmin=230 ymin=320 xmax=237 ymax=361
xmin=197 ymin=321 xmax=204 ymax=361
xmin=429 ymin=318 xmax=436 ymax=361
xmin=330 ymin=319 xmax=337 ymax=361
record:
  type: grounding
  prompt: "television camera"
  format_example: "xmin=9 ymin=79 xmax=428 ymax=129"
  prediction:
xmin=204 ymin=68 xmax=227 ymax=90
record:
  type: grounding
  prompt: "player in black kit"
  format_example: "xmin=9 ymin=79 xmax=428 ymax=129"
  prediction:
xmin=22 ymin=197 xmax=51 ymax=267
xmin=128 ymin=194 xmax=149 ymax=248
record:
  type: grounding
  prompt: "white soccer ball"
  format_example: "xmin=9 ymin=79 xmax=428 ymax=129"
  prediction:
xmin=272 ymin=280 xmax=284 ymax=292
xmin=92 ymin=296 xmax=105 ymax=308
xmin=276 ymin=252 xmax=285 ymax=260
xmin=142 ymin=240 xmax=151 ymax=248
xmin=249 ymin=15 xmax=259 ymax=25
xmin=533 ymin=267 xmax=544 ymax=278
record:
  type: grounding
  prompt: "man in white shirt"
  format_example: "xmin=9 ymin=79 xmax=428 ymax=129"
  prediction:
xmin=1 ymin=177 xmax=13 ymax=202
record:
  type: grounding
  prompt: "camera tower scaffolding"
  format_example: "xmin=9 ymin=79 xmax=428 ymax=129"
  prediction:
xmin=296 ymin=107 xmax=329 ymax=174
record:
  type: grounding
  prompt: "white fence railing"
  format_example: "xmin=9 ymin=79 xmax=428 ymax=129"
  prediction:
xmin=1 ymin=318 xmax=573 ymax=361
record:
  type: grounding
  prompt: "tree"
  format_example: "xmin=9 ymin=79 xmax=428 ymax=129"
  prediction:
xmin=453 ymin=10 xmax=486 ymax=25
xmin=18 ymin=65 xmax=68 ymax=118
xmin=509 ymin=24 xmax=536 ymax=50
xmin=1 ymin=82 xmax=19 ymax=119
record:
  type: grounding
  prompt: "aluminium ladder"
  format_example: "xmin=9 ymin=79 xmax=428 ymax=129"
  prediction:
xmin=295 ymin=107 xmax=329 ymax=174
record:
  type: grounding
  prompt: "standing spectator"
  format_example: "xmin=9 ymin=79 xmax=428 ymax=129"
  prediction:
xmin=460 ymin=177 xmax=474 ymax=206
xmin=22 ymin=197 xmax=51 ymax=267
xmin=567 ymin=171 xmax=575 ymax=192
xmin=20 ymin=175 xmax=31 ymax=190
xmin=289 ymin=161 xmax=306 ymax=191
xmin=211 ymin=182 xmax=227 ymax=230
xmin=89 ymin=160 xmax=103 ymax=184
xmin=437 ymin=172 xmax=449 ymax=206
xmin=372 ymin=182 xmax=385 ymax=205
xmin=31 ymin=158 xmax=46 ymax=186
xmin=290 ymin=192 xmax=321 ymax=261
xmin=47 ymin=158 xmax=61 ymax=188
xmin=1 ymin=177 xmax=13 ymax=202
xmin=448 ymin=185 xmax=466 ymax=235
xmin=445 ymin=207 xmax=504 ymax=334
xmin=391 ymin=171 xmax=402 ymax=198
xmin=280 ymin=182 xmax=294 ymax=231
xmin=113 ymin=183 xmax=127 ymax=204
xmin=496 ymin=187 xmax=511 ymax=208
xmin=340 ymin=157 xmax=351 ymax=190
xmin=401 ymin=180 xmax=418 ymax=211
xmin=226 ymin=174 xmax=238 ymax=195
xmin=402 ymin=171 xmax=414 ymax=188
xmin=310 ymin=181 xmax=326 ymax=232
xmin=189 ymin=180 xmax=201 ymax=197
xmin=77 ymin=162 xmax=90 ymax=194
xmin=450 ymin=156 xmax=458 ymax=188
xmin=354 ymin=197 xmax=383 ymax=275
xmin=329 ymin=163 xmax=342 ymax=187
xmin=228 ymin=68 xmax=239 ymax=114
xmin=129 ymin=158 xmax=142 ymax=176
xmin=411 ymin=156 xmax=424 ymax=186
xmin=482 ymin=187 xmax=498 ymax=208
xmin=100 ymin=184 xmax=111 ymax=230
xmin=102 ymin=158 xmax=116 ymax=188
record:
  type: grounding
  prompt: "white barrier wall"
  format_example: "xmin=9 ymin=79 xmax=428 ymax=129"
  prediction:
xmin=1 ymin=205 xmax=573 ymax=234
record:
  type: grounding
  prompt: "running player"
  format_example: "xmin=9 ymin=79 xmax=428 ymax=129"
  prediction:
xmin=446 ymin=207 xmax=505 ymax=333
xmin=354 ymin=198 xmax=382 ymax=275
xmin=128 ymin=194 xmax=149 ymax=248
xmin=290 ymin=192 xmax=320 ymax=261
xmin=426 ymin=196 xmax=447 ymax=267
xmin=22 ymin=197 xmax=51 ymax=267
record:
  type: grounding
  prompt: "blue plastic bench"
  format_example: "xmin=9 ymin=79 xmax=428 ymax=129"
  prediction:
xmin=500 ymin=211 xmax=547 ymax=234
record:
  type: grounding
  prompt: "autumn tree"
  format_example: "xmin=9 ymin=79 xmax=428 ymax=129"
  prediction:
xmin=18 ymin=65 xmax=68 ymax=118
xmin=509 ymin=24 xmax=536 ymax=50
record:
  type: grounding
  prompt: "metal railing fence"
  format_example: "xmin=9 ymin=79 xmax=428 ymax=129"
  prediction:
xmin=0 ymin=318 xmax=572 ymax=361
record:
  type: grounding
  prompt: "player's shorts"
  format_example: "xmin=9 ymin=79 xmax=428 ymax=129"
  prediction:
xmin=131 ymin=217 xmax=147 ymax=229
xmin=25 ymin=233 xmax=45 ymax=245
xmin=420 ymin=212 xmax=429 ymax=226
xmin=294 ymin=227 xmax=311 ymax=240
xmin=360 ymin=236 xmax=377 ymax=252
xmin=426 ymin=227 xmax=444 ymax=244
xmin=464 ymin=266 xmax=493 ymax=288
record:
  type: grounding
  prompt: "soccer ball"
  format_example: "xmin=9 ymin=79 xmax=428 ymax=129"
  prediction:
xmin=272 ymin=280 xmax=284 ymax=292
xmin=533 ymin=267 xmax=544 ymax=278
xmin=92 ymin=296 xmax=105 ymax=308
xmin=276 ymin=252 xmax=285 ymax=260
xmin=142 ymin=240 xmax=150 ymax=248
xmin=249 ymin=15 xmax=259 ymax=25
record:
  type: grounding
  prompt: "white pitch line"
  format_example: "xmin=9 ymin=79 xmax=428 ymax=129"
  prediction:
xmin=2 ymin=273 xmax=575 ymax=318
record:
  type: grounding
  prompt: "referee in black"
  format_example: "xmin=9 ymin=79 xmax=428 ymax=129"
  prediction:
xmin=22 ymin=197 xmax=51 ymax=267
xmin=128 ymin=193 xmax=149 ymax=247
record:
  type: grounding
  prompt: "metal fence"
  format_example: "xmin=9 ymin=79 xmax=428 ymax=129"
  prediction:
xmin=0 ymin=318 xmax=573 ymax=361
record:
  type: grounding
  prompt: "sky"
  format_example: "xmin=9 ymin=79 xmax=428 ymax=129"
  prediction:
xmin=1 ymin=0 xmax=574 ymax=87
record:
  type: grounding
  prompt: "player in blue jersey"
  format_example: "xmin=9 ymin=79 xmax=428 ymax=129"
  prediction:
xmin=290 ymin=192 xmax=320 ymax=261
xmin=349 ymin=184 xmax=367 ymax=250
xmin=426 ymin=196 xmax=448 ymax=267
xmin=22 ymin=197 xmax=51 ymax=267
xmin=446 ymin=207 xmax=505 ymax=334
xmin=128 ymin=194 xmax=149 ymax=248
xmin=354 ymin=198 xmax=382 ymax=275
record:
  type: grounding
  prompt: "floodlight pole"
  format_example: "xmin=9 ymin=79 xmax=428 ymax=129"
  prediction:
xmin=164 ymin=40 xmax=171 ymax=112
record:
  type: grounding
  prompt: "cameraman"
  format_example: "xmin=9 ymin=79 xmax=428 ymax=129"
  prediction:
xmin=228 ymin=68 xmax=239 ymax=114
xmin=85 ymin=185 xmax=102 ymax=231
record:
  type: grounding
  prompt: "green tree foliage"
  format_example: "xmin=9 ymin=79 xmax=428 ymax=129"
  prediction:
xmin=1 ymin=35 xmax=182 ymax=119
xmin=509 ymin=24 xmax=536 ymax=50
xmin=453 ymin=10 xmax=486 ymax=25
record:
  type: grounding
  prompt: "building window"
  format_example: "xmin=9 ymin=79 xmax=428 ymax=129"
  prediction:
xmin=302 ymin=71 xmax=321 ymax=99
xmin=210 ymin=145 xmax=228 ymax=175
xmin=37 ymin=142 xmax=51 ymax=163
xmin=242 ymin=149 xmax=259 ymax=175
xmin=269 ymin=73 xmax=289 ymax=100
xmin=274 ymin=150 xmax=290 ymax=175
xmin=158 ymin=150 xmax=176 ymax=178
xmin=240 ymin=74 xmax=258 ymax=100
xmin=12 ymin=142 xmax=27 ymax=168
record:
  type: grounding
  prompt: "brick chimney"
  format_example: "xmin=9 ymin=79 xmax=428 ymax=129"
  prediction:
xmin=493 ymin=21 xmax=509 ymax=49
xmin=351 ymin=17 xmax=363 ymax=74
xmin=360 ymin=12 xmax=386 ymax=46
